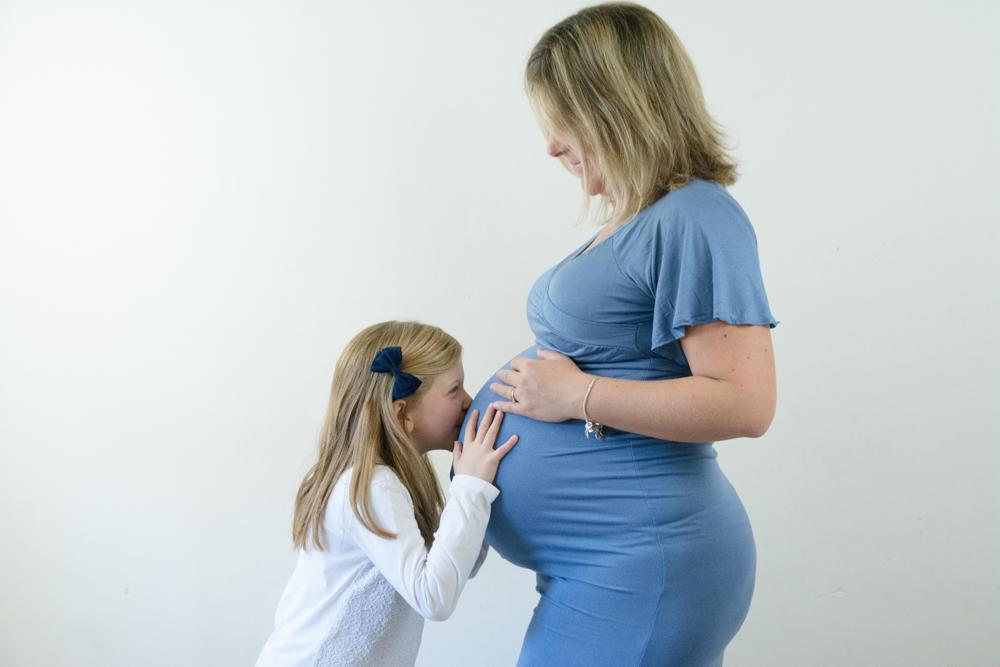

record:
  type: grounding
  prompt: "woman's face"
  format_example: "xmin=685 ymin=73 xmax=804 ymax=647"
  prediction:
xmin=546 ymin=132 xmax=605 ymax=196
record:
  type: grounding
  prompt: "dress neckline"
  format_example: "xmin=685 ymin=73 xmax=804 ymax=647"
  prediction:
xmin=571 ymin=218 xmax=632 ymax=259
xmin=570 ymin=179 xmax=712 ymax=260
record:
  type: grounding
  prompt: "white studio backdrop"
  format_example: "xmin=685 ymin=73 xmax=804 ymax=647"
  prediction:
xmin=1 ymin=1 xmax=998 ymax=665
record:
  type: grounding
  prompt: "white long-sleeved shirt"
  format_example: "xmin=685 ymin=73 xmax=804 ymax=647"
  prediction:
xmin=255 ymin=465 xmax=498 ymax=667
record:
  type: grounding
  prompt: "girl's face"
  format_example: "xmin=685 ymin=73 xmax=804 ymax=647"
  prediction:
xmin=402 ymin=362 xmax=473 ymax=454
xmin=546 ymin=131 xmax=605 ymax=196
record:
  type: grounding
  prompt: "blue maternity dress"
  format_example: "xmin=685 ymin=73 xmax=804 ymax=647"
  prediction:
xmin=463 ymin=179 xmax=778 ymax=666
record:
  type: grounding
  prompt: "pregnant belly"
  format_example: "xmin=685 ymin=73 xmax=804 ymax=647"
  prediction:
xmin=464 ymin=346 xmax=748 ymax=588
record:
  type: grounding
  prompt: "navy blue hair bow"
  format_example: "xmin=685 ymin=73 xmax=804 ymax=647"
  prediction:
xmin=370 ymin=346 xmax=422 ymax=400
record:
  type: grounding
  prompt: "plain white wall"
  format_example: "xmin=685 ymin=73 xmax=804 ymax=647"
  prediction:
xmin=2 ymin=1 xmax=998 ymax=665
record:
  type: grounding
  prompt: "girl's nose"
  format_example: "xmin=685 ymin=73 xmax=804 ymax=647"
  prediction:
xmin=546 ymin=137 xmax=565 ymax=158
xmin=461 ymin=390 xmax=473 ymax=409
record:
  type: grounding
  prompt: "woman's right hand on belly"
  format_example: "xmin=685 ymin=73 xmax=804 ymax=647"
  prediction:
xmin=452 ymin=405 xmax=519 ymax=484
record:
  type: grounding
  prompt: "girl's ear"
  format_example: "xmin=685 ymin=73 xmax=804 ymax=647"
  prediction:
xmin=392 ymin=399 xmax=415 ymax=434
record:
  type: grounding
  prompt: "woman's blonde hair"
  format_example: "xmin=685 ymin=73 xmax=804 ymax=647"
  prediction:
xmin=292 ymin=321 xmax=461 ymax=550
xmin=525 ymin=2 xmax=738 ymax=227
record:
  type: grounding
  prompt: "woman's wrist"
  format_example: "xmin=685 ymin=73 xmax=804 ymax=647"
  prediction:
xmin=574 ymin=373 xmax=596 ymax=420
xmin=579 ymin=374 xmax=606 ymax=440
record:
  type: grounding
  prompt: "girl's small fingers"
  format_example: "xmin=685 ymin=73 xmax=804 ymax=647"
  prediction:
xmin=464 ymin=410 xmax=478 ymax=443
xmin=477 ymin=404 xmax=496 ymax=438
xmin=494 ymin=434 xmax=518 ymax=456
xmin=483 ymin=409 xmax=504 ymax=443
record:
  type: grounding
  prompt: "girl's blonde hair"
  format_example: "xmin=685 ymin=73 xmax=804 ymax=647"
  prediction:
xmin=525 ymin=2 xmax=738 ymax=227
xmin=292 ymin=321 xmax=462 ymax=550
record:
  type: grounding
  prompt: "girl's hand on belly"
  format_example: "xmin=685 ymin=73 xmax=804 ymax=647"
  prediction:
xmin=490 ymin=348 xmax=591 ymax=423
xmin=453 ymin=405 xmax=519 ymax=484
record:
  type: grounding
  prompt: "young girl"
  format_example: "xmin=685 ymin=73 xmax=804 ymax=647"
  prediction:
xmin=255 ymin=320 xmax=518 ymax=666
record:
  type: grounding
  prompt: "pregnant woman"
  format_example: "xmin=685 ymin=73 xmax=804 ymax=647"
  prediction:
xmin=462 ymin=4 xmax=779 ymax=666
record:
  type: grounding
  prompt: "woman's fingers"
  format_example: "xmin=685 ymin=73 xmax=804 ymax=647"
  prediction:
xmin=491 ymin=400 xmax=525 ymax=416
xmin=510 ymin=356 xmax=529 ymax=372
xmin=489 ymin=381 xmax=513 ymax=400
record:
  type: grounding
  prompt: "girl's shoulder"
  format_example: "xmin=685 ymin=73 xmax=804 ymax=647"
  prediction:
xmin=335 ymin=463 xmax=398 ymax=479
xmin=322 ymin=465 xmax=408 ymax=533
xmin=341 ymin=465 xmax=410 ymax=502
xmin=370 ymin=464 xmax=405 ymax=488
xmin=333 ymin=464 xmax=405 ymax=494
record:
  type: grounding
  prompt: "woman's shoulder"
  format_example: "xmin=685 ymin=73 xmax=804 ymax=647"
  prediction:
xmin=615 ymin=179 xmax=754 ymax=251
xmin=647 ymin=179 xmax=749 ymax=231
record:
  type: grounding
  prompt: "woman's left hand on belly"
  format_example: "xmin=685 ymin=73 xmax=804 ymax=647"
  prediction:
xmin=490 ymin=348 xmax=591 ymax=422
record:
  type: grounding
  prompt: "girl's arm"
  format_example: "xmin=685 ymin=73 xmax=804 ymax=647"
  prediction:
xmin=492 ymin=320 xmax=776 ymax=443
xmin=351 ymin=471 xmax=498 ymax=622
xmin=469 ymin=540 xmax=490 ymax=579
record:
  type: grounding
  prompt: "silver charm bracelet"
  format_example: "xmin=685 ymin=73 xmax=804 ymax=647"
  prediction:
xmin=582 ymin=377 xmax=605 ymax=440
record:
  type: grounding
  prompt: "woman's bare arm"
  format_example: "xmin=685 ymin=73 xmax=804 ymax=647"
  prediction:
xmin=491 ymin=321 xmax=776 ymax=443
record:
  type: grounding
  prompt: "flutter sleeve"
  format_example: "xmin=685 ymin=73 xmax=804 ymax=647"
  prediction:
xmin=628 ymin=190 xmax=778 ymax=354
